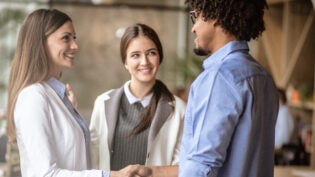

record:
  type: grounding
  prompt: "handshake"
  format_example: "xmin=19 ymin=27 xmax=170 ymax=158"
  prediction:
xmin=110 ymin=165 xmax=153 ymax=177
xmin=110 ymin=165 xmax=176 ymax=177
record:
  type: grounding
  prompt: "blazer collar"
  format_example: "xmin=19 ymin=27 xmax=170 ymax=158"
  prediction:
xmin=105 ymin=87 xmax=174 ymax=152
xmin=147 ymin=94 xmax=173 ymax=151
xmin=105 ymin=87 xmax=124 ymax=151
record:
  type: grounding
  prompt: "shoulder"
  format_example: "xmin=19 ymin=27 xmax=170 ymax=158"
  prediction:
xmin=14 ymin=83 xmax=50 ymax=124
xmin=218 ymin=53 xmax=270 ymax=84
xmin=17 ymin=83 xmax=48 ymax=103
xmin=20 ymin=82 xmax=46 ymax=95
xmin=173 ymin=95 xmax=186 ymax=107
xmin=173 ymin=95 xmax=186 ymax=114
xmin=94 ymin=87 xmax=123 ymax=104
xmin=95 ymin=89 xmax=115 ymax=101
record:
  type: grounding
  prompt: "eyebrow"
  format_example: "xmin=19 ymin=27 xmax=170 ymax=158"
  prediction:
xmin=147 ymin=48 xmax=158 ymax=51
xmin=62 ymin=32 xmax=76 ymax=36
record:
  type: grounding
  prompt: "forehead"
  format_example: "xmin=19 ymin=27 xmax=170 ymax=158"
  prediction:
xmin=50 ymin=21 xmax=75 ymax=36
xmin=127 ymin=36 xmax=157 ymax=52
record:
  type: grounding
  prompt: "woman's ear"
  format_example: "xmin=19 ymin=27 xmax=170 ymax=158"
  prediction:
xmin=124 ymin=63 xmax=129 ymax=71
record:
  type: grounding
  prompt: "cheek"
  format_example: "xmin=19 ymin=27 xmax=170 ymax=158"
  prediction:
xmin=124 ymin=61 xmax=133 ymax=72
xmin=151 ymin=57 xmax=160 ymax=67
xmin=47 ymin=43 xmax=61 ymax=57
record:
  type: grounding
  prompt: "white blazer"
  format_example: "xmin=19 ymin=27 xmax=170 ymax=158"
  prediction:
xmin=89 ymin=86 xmax=186 ymax=170
xmin=14 ymin=82 xmax=102 ymax=177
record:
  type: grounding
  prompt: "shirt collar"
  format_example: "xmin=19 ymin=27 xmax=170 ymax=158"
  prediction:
xmin=123 ymin=81 xmax=153 ymax=108
xmin=46 ymin=77 xmax=66 ymax=99
xmin=202 ymin=40 xmax=249 ymax=69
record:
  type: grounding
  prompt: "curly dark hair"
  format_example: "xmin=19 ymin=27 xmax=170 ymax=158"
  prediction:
xmin=185 ymin=0 xmax=268 ymax=41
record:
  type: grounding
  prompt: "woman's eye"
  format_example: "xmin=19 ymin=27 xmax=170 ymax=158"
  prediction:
xmin=62 ymin=35 xmax=70 ymax=41
xmin=148 ymin=51 xmax=157 ymax=56
xmin=131 ymin=53 xmax=139 ymax=58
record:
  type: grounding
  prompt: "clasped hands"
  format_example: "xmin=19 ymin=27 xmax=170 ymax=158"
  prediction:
xmin=66 ymin=85 xmax=153 ymax=177
xmin=110 ymin=164 xmax=153 ymax=177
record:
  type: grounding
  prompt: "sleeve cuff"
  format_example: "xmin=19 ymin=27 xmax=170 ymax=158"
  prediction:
xmin=179 ymin=160 xmax=218 ymax=177
xmin=102 ymin=170 xmax=110 ymax=177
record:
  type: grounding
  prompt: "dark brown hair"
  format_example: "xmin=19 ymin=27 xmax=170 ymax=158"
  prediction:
xmin=120 ymin=23 xmax=163 ymax=64
xmin=278 ymin=88 xmax=287 ymax=104
xmin=120 ymin=23 xmax=174 ymax=134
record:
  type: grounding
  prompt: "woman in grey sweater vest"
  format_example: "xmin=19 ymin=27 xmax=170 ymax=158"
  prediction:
xmin=90 ymin=23 xmax=186 ymax=177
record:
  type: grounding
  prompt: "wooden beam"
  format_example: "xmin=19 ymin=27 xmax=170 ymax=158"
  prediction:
xmin=281 ymin=11 xmax=315 ymax=87
xmin=261 ymin=33 xmax=281 ymax=85
xmin=261 ymin=4 xmax=285 ymax=86
xmin=281 ymin=2 xmax=290 ymax=78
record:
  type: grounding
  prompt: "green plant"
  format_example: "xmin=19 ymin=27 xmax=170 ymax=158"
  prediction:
xmin=175 ymin=54 xmax=203 ymax=87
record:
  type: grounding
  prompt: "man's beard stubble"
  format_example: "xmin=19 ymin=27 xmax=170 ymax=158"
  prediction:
xmin=193 ymin=48 xmax=209 ymax=56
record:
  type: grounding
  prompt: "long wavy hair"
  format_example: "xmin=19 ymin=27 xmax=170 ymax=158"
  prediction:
xmin=120 ymin=23 xmax=174 ymax=134
xmin=6 ymin=9 xmax=72 ymax=141
xmin=186 ymin=0 xmax=268 ymax=41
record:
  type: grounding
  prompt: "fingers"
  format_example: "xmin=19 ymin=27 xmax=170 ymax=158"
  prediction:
xmin=137 ymin=165 xmax=152 ymax=177
xmin=66 ymin=83 xmax=78 ymax=108
xmin=114 ymin=165 xmax=152 ymax=177
xmin=127 ymin=165 xmax=152 ymax=177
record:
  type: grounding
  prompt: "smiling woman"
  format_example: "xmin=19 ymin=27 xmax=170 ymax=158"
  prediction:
xmin=6 ymin=8 xmax=151 ymax=177
xmin=89 ymin=23 xmax=187 ymax=177
xmin=46 ymin=21 xmax=79 ymax=78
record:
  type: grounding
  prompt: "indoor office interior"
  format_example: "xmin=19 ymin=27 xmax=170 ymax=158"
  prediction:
xmin=0 ymin=0 xmax=314 ymax=176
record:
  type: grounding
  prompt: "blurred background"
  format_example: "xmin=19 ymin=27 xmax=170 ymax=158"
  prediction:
xmin=0 ymin=0 xmax=314 ymax=176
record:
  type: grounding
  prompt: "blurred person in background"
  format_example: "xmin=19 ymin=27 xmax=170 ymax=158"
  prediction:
xmin=172 ymin=87 xmax=188 ymax=103
xmin=275 ymin=88 xmax=294 ymax=150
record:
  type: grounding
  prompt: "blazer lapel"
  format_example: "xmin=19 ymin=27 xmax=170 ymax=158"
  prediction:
xmin=147 ymin=95 xmax=173 ymax=151
xmin=105 ymin=87 xmax=124 ymax=151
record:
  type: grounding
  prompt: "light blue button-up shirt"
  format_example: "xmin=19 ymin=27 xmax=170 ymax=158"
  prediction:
xmin=179 ymin=41 xmax=279 ymax=177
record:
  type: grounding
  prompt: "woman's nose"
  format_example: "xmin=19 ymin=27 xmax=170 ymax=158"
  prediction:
xmin=71 ymin=40 xmax=79 ymax=51
xmin=140 ymin=54 xmax=148 ymax=64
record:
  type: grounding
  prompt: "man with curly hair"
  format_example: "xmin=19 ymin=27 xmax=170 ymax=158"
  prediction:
xmin=179 ymin=0 xmax=279 ymax=177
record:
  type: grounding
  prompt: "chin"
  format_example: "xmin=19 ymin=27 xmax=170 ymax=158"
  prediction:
xmin=67 ymin=62 xmax=75 ymax=68
xmin=138 ymin=78 xmax=155 ymax=85
xmin=193 ymin=48 xmax=209 ymax=56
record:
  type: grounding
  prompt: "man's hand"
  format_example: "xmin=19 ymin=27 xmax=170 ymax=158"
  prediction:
xmin=110 ymin=165 xmax=152 ymax=177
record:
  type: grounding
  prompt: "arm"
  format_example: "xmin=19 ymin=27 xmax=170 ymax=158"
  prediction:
xmin=111 ymin=165 xmax=153 ymax=177
xmin=15 ymin=86 xmax=150 ymax=177
xmin=150 ymin=165 xmax=177 ymax=177
xmin=14 ymin=86 xmax=102 ymax=177
xmin=179 ymin=73 xmax=243 ymax=177
xmin=89 ymin=96 xmax=103 ymax=169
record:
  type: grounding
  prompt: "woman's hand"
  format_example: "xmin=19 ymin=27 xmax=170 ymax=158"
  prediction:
xmin=66 ymin=83 xmax=78 ymax=108
xmin=110 ymin=165 xmax=152 ymax=177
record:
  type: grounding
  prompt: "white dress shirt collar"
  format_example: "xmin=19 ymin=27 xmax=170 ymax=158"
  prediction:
xmin=123 ymin=80 xmax=153 ymax=108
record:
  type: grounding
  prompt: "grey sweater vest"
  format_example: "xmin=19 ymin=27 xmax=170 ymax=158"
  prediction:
xmin=110 ymin=94 xmax=149 ymax=170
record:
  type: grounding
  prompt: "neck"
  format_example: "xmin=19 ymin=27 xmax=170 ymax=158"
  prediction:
xmin=129 ymin=80 xmax=155 ymax=99
xmin=211 ymin=26 xmax=237 ymax=53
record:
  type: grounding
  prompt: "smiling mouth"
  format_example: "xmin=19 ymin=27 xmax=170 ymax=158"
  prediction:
xmin=138 ymin=68 xmax=152 ymax=73
xmin=64 ymin=53 xmax=75 ymax=59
